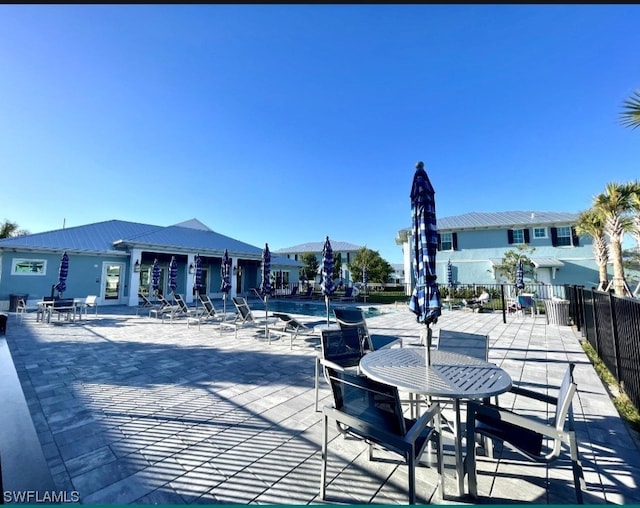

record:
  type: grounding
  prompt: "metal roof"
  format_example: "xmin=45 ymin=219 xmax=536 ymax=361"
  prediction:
xmin=437 ymin=211 xmax=578 ymax=231
xmin=0 ymin=219 xmax=297 ymax=264
xmin=274 ymin=240 xmax=363 ymax=253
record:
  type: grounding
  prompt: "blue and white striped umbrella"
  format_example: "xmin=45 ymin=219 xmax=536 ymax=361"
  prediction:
xmin=321 ymin=236 xmax=336 ymax=325
xmin=55 ymin=251 xmax=69 ymax=296
xmin=447 ymin=260 xmax=453 ymax=288
xmin=362 ymin=267 xmax=368 ymax=289
xmin=168 ymin=256 xmax=178 ymax=294
xmin=409 ymin=161 xmax=442 ymax=327
xmin=260 ymin=244 xmax=272 ymax=298
xmin=151 ymin=259 xmax=160 ymax=294
xmin=516 ymin=260 xmax=525 ymax=291
xmin=194 ymin=255 xmax=203 ymax=294
xmin=220 ymin=249 xmax=232 ymax=313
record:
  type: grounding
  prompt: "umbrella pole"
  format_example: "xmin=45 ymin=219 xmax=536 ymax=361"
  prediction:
xmin=223 ymin=293 xmax=226 ymax=314
xmin=424 ymin=325 xmax=432 ymax=367
xmin=264 ymin=295 xmax=270 ymax=344
xmin=325 ymin=295 xmax=330 ymax=326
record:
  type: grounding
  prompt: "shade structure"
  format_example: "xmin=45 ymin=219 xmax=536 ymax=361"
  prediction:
xmin=151 ymin=259 xmax=160 ymax=296
xmin=260 ymin=244 xmax=272 ymax=341
xmin=220 ymin=249 xmax=232 ymax=314
xmin=408 ymin=161 xmax=442 ymax=362
xmin=168 ymin=256 xmax=178 ymax=296
xmin=321 ymin=236 xmax=336 ymax=325
xmin=55 ymin=251 xmax=69 ymax=296
xmin=516 ymin=260 xmax=525 ymax=291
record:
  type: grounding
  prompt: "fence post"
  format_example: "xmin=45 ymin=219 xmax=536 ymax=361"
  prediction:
xmin=608 ymin=291 xmax=622 ymax=383
xmin=501 ymin=284 xmax=506 ymax=324
xmin=589 ymin=288 xmax=600 ymax=357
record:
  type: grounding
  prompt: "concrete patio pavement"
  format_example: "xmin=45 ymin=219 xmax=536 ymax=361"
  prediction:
xmin=4 ymin=302 xmax=640 ymax=504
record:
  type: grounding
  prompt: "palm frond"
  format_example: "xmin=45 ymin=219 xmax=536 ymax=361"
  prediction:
xmin=620 ymin=90 xmax=640 ymax=129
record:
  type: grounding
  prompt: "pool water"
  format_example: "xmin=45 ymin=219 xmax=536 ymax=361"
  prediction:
xmin=250 ymin=299 xmax=381 ymax=319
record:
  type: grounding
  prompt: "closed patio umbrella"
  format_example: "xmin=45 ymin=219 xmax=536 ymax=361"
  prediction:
xmin=408 ymin=161 xmax=442 ymax=365
xmin=220 ymin=249 xmax=232 ymax=314
xmin=516 ymin=260 xmax=525 ymax=293
xmin=151 ymin=259 xmax=160 ymax=300
xmin=446 ymin=259 xmax=454 ymax=308
xmin=260 ymin=244 xmax=272 ymax=341
xmin=168 ymin=256 xmax=178 ymax=300
xmin=194 ymin=255 xmax=202 ymax=313
xmin=321 ymin=236 xmax=336 ymax=325
xmin=55 ymin=251 xmax=69 ymax=297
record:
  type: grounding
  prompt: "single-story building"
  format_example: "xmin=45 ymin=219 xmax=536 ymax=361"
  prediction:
xmin=0 ymin=218 xmax=302 ymax=310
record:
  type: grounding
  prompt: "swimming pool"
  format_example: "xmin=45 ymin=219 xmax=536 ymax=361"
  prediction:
xmin=249 ymin=299 xmax=381 ymax=319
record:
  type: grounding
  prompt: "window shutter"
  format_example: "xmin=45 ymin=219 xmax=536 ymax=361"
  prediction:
xmin=507 ymin=229 xmax=514 ymax=244
xmin=571 ymin=227 xmax=580 ymax=246
xmin=437 ymin=233 xmax=442 ymax=251
xmin=550 ymin=227 xmax=558 ymax=247
xmin=452 ymin=232 xmax=458 ymax=251
xmin=524 ymin=229 xmax=530 ymax=243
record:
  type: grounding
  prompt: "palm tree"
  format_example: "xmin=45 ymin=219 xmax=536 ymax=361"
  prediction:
xmin=621 ymin=90 xmax=640 ymax=129
xmin=592 ymin=182 xmax=635 ymax=296
xmin=575 ymin=209 xmax=609 ymax=290
xmin=0 ymin=220 xmax=20 ymax=238
xmin=629 ymin=181 xmax=640 ymax=250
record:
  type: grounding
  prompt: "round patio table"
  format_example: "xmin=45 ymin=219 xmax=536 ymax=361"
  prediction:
xmin=360 ymin=347 xmax=512 ymax=497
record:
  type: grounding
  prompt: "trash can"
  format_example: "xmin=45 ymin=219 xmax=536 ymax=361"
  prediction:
xmin=9 ymin=293 xmax=28 ymax=312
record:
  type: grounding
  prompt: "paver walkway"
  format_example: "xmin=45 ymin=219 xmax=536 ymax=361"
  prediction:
xmin=4 ymin=302 xmax=640 ymax=504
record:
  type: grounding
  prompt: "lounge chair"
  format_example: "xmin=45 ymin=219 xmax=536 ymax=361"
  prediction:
xmin=149 ymin=293 xmax=179 ymax=319
xmin=333 ymin=307 xmax=402 ymax=351
xmin=83 ymin=295 xmax=98 ymax=316
xmin=187 ymin=295 xmax=235 ymax=329
xmin=161 ymin=294 xmax=201 ymax=323
xmin=282 ymin=286 xmax=298 ymax=299
xmin=220 ymin=296 xmax=279 ymax=341
xmin=466 ymin=363 xmax=585 ymax=503
xmin=271 ymin=312 xmax=315 ymax=350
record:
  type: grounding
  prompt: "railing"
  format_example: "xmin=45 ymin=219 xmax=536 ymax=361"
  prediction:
xmin=566 ymin=285 xmax=640 ymax=413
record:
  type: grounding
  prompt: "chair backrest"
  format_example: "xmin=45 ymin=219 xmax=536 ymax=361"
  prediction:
xmin=289 ymin=286 xmax=298 ymax=297
xmin=550 ymin=363 xmax=578 ymax=457
xmin=232 ymin=297 xmax=254 ymax=323
xmin=325 ymin=367 xmax=406 ymax=438
xmin=302 ymin=286 xmax=313 ymax=297
xmin=85 ymin=295 xmax=97 ymax=306
xmin=157 ymin=294 xmax=171 ymax=307
xmin=174 ymin=294 xmax=189 ymax=312
xmin=517 ymin=295 xmax=534 ymax=308
xmin=139 ymin=293 xmax=152 ymax=305
xmin=320 ymin=328 xmax=364 ymax=369
xmin=344 ymin=287 xmax=353 ymax=297
xmin=333 ymin=307 xmax=372 ymax=350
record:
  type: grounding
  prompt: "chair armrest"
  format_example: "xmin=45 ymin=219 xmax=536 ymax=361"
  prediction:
xmin=509 ymin=384 xmax=558 ymax=405
xmin=319 ymin=358 xmax=349 ymax=373
xmin=469 ymin=401 xmax=566 ymax=441
xmin=404 ymin=403 xmax=440 ymax=443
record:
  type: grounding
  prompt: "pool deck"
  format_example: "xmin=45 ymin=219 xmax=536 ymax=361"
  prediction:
xmin=4 ymin=302 xmax=640 ymax=504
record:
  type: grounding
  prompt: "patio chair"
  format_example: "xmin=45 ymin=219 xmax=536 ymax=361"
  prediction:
xmin=514 ymin=294 xmax=536 ymax=317
xmin=333 ymin=307 xmax=402 ymax=351
xmin=15 ymin=297 xmax=27 ymax=323
xmin=465 ymin=363 xmax=585 ymax=504
xmin=187 ymin=295 xmax=234 ymax=329
xmin=83 ymin=295 xmax=98 ymax=316
xmin=320 ymin=366 xmax=444 ymax=504
xmin=339 ymin=286 xmax=355 ymax=302
xmin=162 ymin=294 xmax=199 ymax=323
xmin=282 ymin=286 xmax=298 ymax=298
xmin=315 ymin=327 xmax=365 ymax=412
xmin=272 ymin=312 xmax=315 ymax=350
xmin=149 ymin=293 xmax=178 ymax=319
xmin=298 ymin=286 xmax=313 ymax=299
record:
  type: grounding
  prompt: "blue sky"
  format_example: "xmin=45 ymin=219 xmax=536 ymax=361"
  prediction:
xmin=1 ymin=5 xmax=639 ymax=264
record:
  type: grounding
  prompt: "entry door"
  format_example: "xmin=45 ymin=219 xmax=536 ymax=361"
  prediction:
xmin=101 ymin=262 xmax=125 ymax=304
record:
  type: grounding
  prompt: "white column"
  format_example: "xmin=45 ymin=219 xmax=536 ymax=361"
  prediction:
xmin=186 ymin=253 xmax=196 ymax=303
xmin=128 ymin=248 xmax=142 ymax=307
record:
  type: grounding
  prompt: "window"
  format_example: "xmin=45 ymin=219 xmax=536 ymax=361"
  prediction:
xmin=533 ymin=227 xmax=547 ymax=239
xmin=507 ymin=228 xmax=530 ymax=244
xmin=555 ymin=226 xmax=572 ymax=246
xmin=440 ymin=232 xmax=453 ymax=251
xmin=12 ymin=259 xmax=47 ymax=275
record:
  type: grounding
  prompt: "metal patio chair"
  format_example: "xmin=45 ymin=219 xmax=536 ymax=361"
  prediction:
xmin=333 ymin=307 xmax=402 ymax=351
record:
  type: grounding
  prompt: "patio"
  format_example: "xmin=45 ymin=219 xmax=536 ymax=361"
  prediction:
xmin=4 ymin=304 xmax=640 ymax=504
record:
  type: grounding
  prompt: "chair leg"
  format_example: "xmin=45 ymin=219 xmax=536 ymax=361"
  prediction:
xmin=408 ymin=450 xmax=416 ymax=504
xmin=466 ymin=408 xmax=478 ymax=498
xmin=315 ymin=356 xmax=321 ymax=412
xmin=569 ymin=430 xmax=585 ymax=504
xmin=320 ymin=413 xmax=329 ymax=500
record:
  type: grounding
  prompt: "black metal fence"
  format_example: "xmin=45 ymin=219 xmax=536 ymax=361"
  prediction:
xmin=566 ymin=285 xmax=640 ymax=412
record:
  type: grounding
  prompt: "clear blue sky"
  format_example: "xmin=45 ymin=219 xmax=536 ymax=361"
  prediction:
xmin=1 ymin=5 xmax=639 ymax=264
